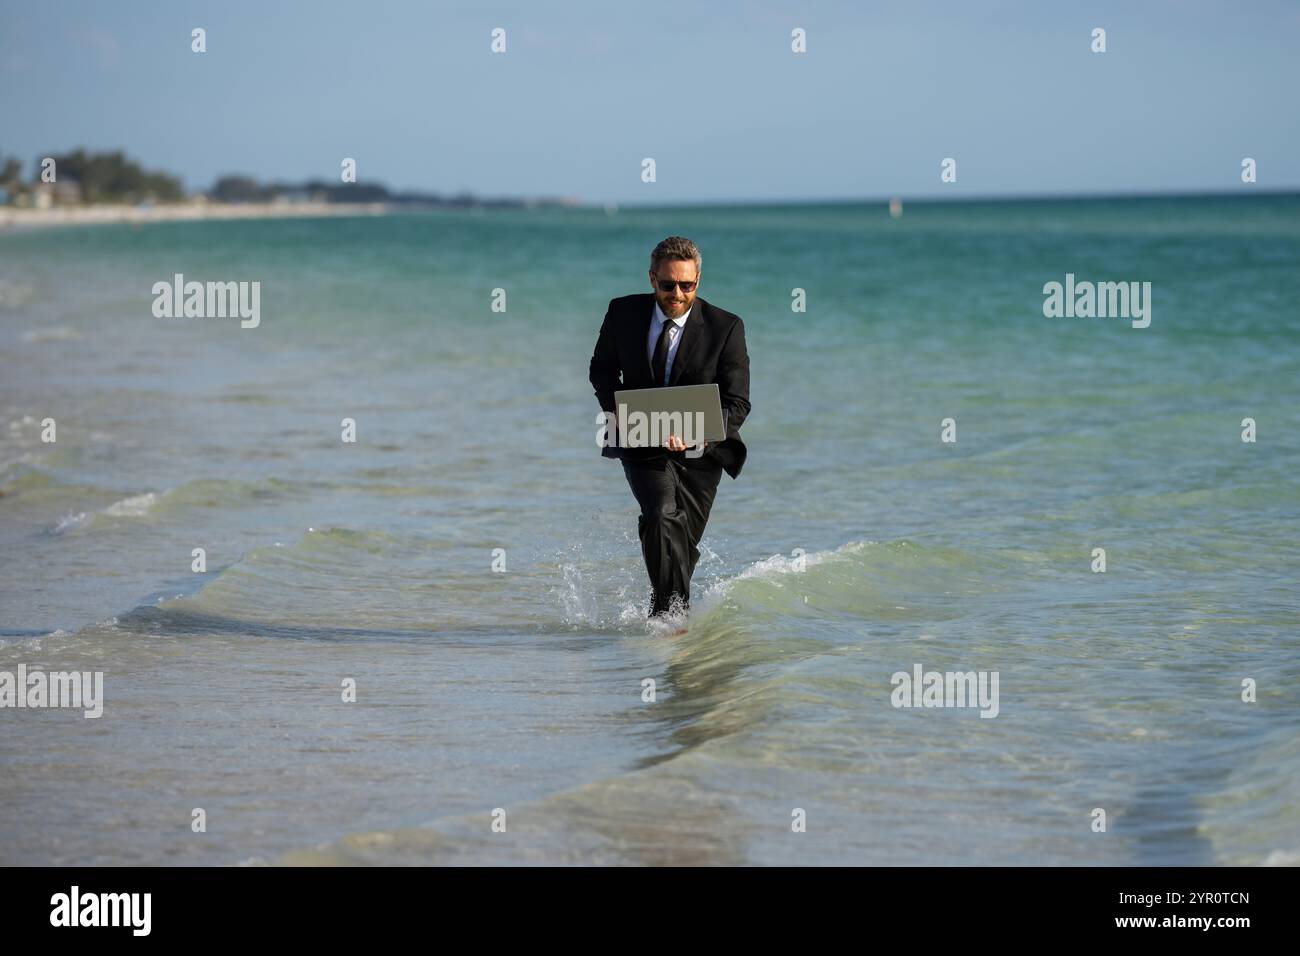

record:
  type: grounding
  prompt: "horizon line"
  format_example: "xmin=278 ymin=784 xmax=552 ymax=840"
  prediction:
xmin=601 ymin=187 xmax=1300 ymax=211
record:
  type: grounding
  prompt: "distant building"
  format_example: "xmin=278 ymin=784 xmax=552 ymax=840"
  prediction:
xmin=30 ymin=180 xmax=84 ymax=207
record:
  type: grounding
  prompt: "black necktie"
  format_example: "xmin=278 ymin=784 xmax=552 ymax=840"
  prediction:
xmin=652 ymin=318 xmax=679 ymax=387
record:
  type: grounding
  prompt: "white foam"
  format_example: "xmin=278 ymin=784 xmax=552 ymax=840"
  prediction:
xmin=556 ymin=562 xmax=600 ymax=626
xmin=103 ymin=492 xmax=158 ymax=517
xmin=1262 ymin=848 xmax=1300 ymax=866
xmin=666 ymin=539 xmax=881 ymax=626
xmin=617 ymin=602 xmax=646 ymax=626
xmin=643 ymin=595 xmax=691 ymax=635
xmin=52 ymin=511 xmax=89 ymax=533
xmin=703 ymin=539 xmax=874 ymax=596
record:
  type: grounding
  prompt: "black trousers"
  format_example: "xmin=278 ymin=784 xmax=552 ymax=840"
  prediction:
xmin=621 ymin=453 xmax=725 ymax=616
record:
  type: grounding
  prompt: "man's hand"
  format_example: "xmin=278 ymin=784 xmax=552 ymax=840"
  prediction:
xmin=665 ymin=435 xmax=706 ymax=453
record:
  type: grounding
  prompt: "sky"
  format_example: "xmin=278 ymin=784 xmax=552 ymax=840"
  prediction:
xmin=1 ymin=0 xmax=1298 ymax=204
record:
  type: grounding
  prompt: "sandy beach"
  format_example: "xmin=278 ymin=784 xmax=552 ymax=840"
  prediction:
xmin=0 ymin=200 xmax=390 ymax=231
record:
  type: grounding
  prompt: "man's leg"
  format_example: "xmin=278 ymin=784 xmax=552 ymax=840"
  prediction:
xmin=622 ymin=457 xmax=682 ymax=616
xmin=675 ymin=458 xmax=725 ymax=594
xmin=622 ymin=455 xmax=724 ymax=616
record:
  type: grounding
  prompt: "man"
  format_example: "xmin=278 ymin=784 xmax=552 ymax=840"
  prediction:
xmin=588 ymin=236 xmax=751 ymax=622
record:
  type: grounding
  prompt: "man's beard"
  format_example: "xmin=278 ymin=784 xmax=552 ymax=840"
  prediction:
xmin=661 ymin=296 xmax=689 ymax=316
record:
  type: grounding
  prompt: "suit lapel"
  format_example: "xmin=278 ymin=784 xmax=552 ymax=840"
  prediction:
xmin=667 ymin=298 xmax=702 ymax=386
xmin=640 ymin=295 xmax=657 ymax=383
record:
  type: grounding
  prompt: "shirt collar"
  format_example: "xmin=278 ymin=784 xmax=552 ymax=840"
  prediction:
xmin=653 ymin=300 xmax=688 ymax=328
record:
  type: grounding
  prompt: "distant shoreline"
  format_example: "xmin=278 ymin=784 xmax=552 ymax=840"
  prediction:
xmin=6 ymin=190 xmax=1293 ymax=231
xmin=0 ymin=201 xmax=391 ymax=231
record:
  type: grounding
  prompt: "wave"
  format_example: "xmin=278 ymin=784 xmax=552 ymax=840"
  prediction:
xmin=101 ymin=531 xmax=1003 ymax=647
xmin=256 ymin=538 xmax=1012 ymax=865
xmin=101 ymin=491 xmax=158 ymax=517
xmin=9 ymin=475 xmax=312 ymax=534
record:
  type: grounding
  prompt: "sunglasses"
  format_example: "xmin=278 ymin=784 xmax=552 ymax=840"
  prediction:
xmin=655 ymin=278 xmax=697 ymax=293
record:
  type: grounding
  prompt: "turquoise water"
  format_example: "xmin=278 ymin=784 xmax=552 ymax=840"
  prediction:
xmin=1 ymin=196 xmax=1298 ymax=864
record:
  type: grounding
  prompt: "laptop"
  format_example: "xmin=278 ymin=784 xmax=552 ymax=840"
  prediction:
xmin=612 ymin=383 xmax=727 ymax=446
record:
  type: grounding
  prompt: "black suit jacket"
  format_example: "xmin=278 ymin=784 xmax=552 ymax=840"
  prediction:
xmin=589 ymin=293 xmax=751 ymax=479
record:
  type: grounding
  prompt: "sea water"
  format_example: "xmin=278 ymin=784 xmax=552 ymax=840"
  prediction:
xmin=1 ymin=195 xmax=1297 ymax=864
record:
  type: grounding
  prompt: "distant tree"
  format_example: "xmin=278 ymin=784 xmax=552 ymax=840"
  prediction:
xmin=0 ymin=156 xmax=21 ymax=186
xmin=211 ymin=175 xmax=271 ymax=203
xmin=45 ymin=148 xmax=184 ymax=203
xmin=329 ymin=182 xmax=390 ymax=203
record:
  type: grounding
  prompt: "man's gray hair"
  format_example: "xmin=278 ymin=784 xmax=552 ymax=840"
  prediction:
xmin=650 ymin=236 xmax=702 ymax=276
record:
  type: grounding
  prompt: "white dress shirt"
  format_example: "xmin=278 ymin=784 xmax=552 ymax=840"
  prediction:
xmin=646 ymin=301 xmax=688 ymax=385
